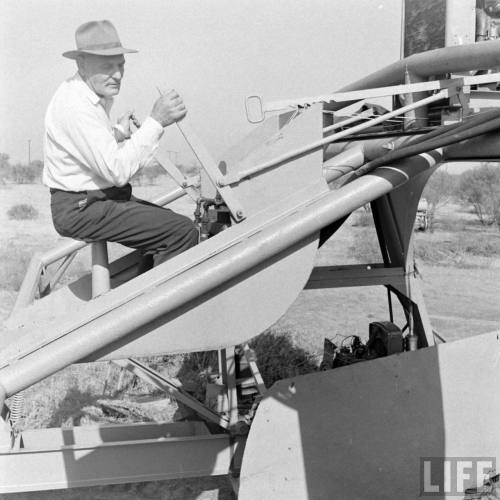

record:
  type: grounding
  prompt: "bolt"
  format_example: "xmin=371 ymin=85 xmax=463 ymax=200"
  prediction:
xmin=236 ymin=210 xmax=243 ymax=219
xmin=182 ymin=180 xmax=188 ymax=188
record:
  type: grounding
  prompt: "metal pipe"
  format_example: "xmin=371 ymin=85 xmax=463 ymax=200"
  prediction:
xmin=323 ymin=145 xmax=365 ymax=183
xmin=444 ymin=130 xmax=500 ymax=158
xmin=91 ymin=242 xmax=110 ymax=298
xmin=0 ymin=156 xmax=441 ymax=398
xmin=323 ymin=111 xmax=372 ymax=134
xmin=152 ymin=186 xmax=187 ymax=207
xmin=324 ymin=136 xmax=413 ymax=163
xmin=49 ymin=252 xmax=77 ymax=290
xmin=325 ymin=38 xmax=500 ymax=112
xmin=354 ymin=113 xmax=500 ymax=179
xmin=11 ymin=255 xmax=44 ymax=311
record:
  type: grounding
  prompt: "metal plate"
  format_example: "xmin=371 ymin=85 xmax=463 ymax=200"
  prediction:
xmin=239 ymin=330 xmax=500 ymax=499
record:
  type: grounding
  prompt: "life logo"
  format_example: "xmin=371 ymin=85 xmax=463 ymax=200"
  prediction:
xmin=420 ymin=457 xmax=497 ymax=497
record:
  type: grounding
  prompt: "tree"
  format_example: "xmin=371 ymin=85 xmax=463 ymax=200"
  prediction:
xmin=0 ymin=153 xmax=11 ymax=183
xmin=0 ymin=154 xmax=43 ymax=184
xmin=11 ymin=161 xmax=43 ymax=184
xmin=457 ymin=163 xmax=500 ymax=227
xmin=422 ymin=168 xmax=456 ymax=232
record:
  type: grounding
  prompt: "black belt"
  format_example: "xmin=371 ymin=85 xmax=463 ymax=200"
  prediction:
xmin=50 ymin=184 xmax=132 ymax=201
xmin=50 ymin=187 xmax=86 ymax=195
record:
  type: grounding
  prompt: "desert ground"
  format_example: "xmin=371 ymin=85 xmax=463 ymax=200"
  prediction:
xmin=0 ymin=178 xmax=499 ymax=499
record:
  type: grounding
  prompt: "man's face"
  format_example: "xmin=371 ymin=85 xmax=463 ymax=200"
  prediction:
xmin=78 ymin=54 xmax=125 ymax=98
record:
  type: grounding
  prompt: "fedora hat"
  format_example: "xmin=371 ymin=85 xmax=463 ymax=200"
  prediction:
xmin=62 ymin=20 xmax=138 ymax=59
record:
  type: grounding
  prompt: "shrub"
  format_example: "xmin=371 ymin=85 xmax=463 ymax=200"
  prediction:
xmin=414 ymin=231 xmax=500 ymax=266
xmin=10 ymin=162 xmax=43 ymax=184
xmin=422 ymin=169 xmax=457 ymax=232
xmin=457 ymin=164 xmax=500 ymax=226
xmin=249 ymin=330 xmax=318 ymax=387
xmin=7 ymin=204 xmax=39 ymax=220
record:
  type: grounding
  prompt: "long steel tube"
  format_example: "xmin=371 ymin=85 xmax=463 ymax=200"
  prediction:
xmin=0 ymin=156 xmax=441 ymax=399
xmin=325 ymin=38 xmax=500 ymax=112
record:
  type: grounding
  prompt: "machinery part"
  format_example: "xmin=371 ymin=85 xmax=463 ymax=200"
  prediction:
xmin=225 ymin=87 xmax=457 ymax=186
xmin=0 ymin=421 xmax=244 ymax=493
xmin=176 ymin=119 xmax=247 ymax=222
xmin=112 ymin=358 xmax=230 ymax=429
xmin=319 ymin=322 xmax=404 ymax=370
xmin=7 ymin=392 xmax=25 ymax=426
xmin=245 ymin=73 xmax=500 ymax=123
xmin=195 ymin=196 xmax=232 ymax=241
xmin=367 ymin=321 xmax=404 ymax=357
xmin=348 ymin=109 xmax=500 ymax=180
xmin=239 ymin=330 xmax=500 ymax=500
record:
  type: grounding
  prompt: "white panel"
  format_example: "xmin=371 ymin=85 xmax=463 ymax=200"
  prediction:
xmin=445 ymin=0 xmax=476 ymax=46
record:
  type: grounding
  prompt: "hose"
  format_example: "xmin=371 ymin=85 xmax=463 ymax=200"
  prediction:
xmin=349 ymin=111 xmax=500 ymax=180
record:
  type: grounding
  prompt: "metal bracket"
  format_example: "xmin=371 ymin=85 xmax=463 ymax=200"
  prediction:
xmin=176 ymin=120 xmax=246 ymax=222
xmin=245 ymin=72 xmax=500 ymax=123
xmin=224 ymin=87 xmax=457 ymax=187
xmin=152 ymin=152 xmax=200 ymax=202
xmin=0 ymin=400 xmax=15 ymax=452
xmin=113 ymin=358 xmax=230 ymax=429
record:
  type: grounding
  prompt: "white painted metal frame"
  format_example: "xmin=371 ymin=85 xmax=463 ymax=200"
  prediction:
xmin=245 ymin=72 xmax=500 ymax=123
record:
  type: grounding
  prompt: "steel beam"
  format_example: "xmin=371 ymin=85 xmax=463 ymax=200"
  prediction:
xmin=0 ymin=421 xmax=243 ymax=493
xmin=305 ymin=264 xmax=407 ymax=289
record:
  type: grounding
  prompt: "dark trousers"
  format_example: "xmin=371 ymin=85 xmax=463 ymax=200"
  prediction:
xmin=50 ymin=184 xmax=199 ymax=269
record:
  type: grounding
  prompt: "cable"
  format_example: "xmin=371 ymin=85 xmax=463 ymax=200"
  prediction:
xmin=350 ymin=112 xmax=500 ymax=179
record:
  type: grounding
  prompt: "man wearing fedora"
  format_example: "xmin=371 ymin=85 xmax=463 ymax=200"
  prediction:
xmin=43 ymin=20 xmax=199 ymax=272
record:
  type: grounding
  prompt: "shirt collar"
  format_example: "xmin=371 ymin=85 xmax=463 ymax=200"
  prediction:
xmin=70 ymin=72 xmax=114 ymax=113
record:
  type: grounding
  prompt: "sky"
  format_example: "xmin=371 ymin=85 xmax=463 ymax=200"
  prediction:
xmin=0 ymin=0 xmax=403 ymax=165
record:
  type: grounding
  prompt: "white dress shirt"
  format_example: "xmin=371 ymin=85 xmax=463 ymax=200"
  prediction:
xmin=43 ymin=73 xmax=163 ymax=191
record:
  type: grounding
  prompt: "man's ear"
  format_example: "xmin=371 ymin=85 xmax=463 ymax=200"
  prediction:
xmin=75 ymin=55 xmax=86 ymax=74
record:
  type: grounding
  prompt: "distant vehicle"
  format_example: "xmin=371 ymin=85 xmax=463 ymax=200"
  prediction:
xmin=415 ymin=198 xmax=429 ymax=231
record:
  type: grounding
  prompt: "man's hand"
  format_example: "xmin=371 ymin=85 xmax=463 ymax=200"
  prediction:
xmin=150 ymin=90 xmax=187 ymax=127
xmin=114 ymin=109 xmax=136 ymax=141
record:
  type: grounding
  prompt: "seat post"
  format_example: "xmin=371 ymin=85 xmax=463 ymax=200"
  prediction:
xmin=91 ymin=241 xmax=110 ymax=298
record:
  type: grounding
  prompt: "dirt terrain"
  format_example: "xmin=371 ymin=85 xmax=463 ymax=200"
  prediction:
xmin=1 ymin=181 xmax=499 ymax=499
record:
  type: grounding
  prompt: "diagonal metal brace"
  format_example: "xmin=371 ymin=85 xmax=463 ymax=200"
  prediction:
xmin=176 ymin=120 xmax=246 ymax=222
xmin=113 ymin=358 xmax=230 ymax=429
